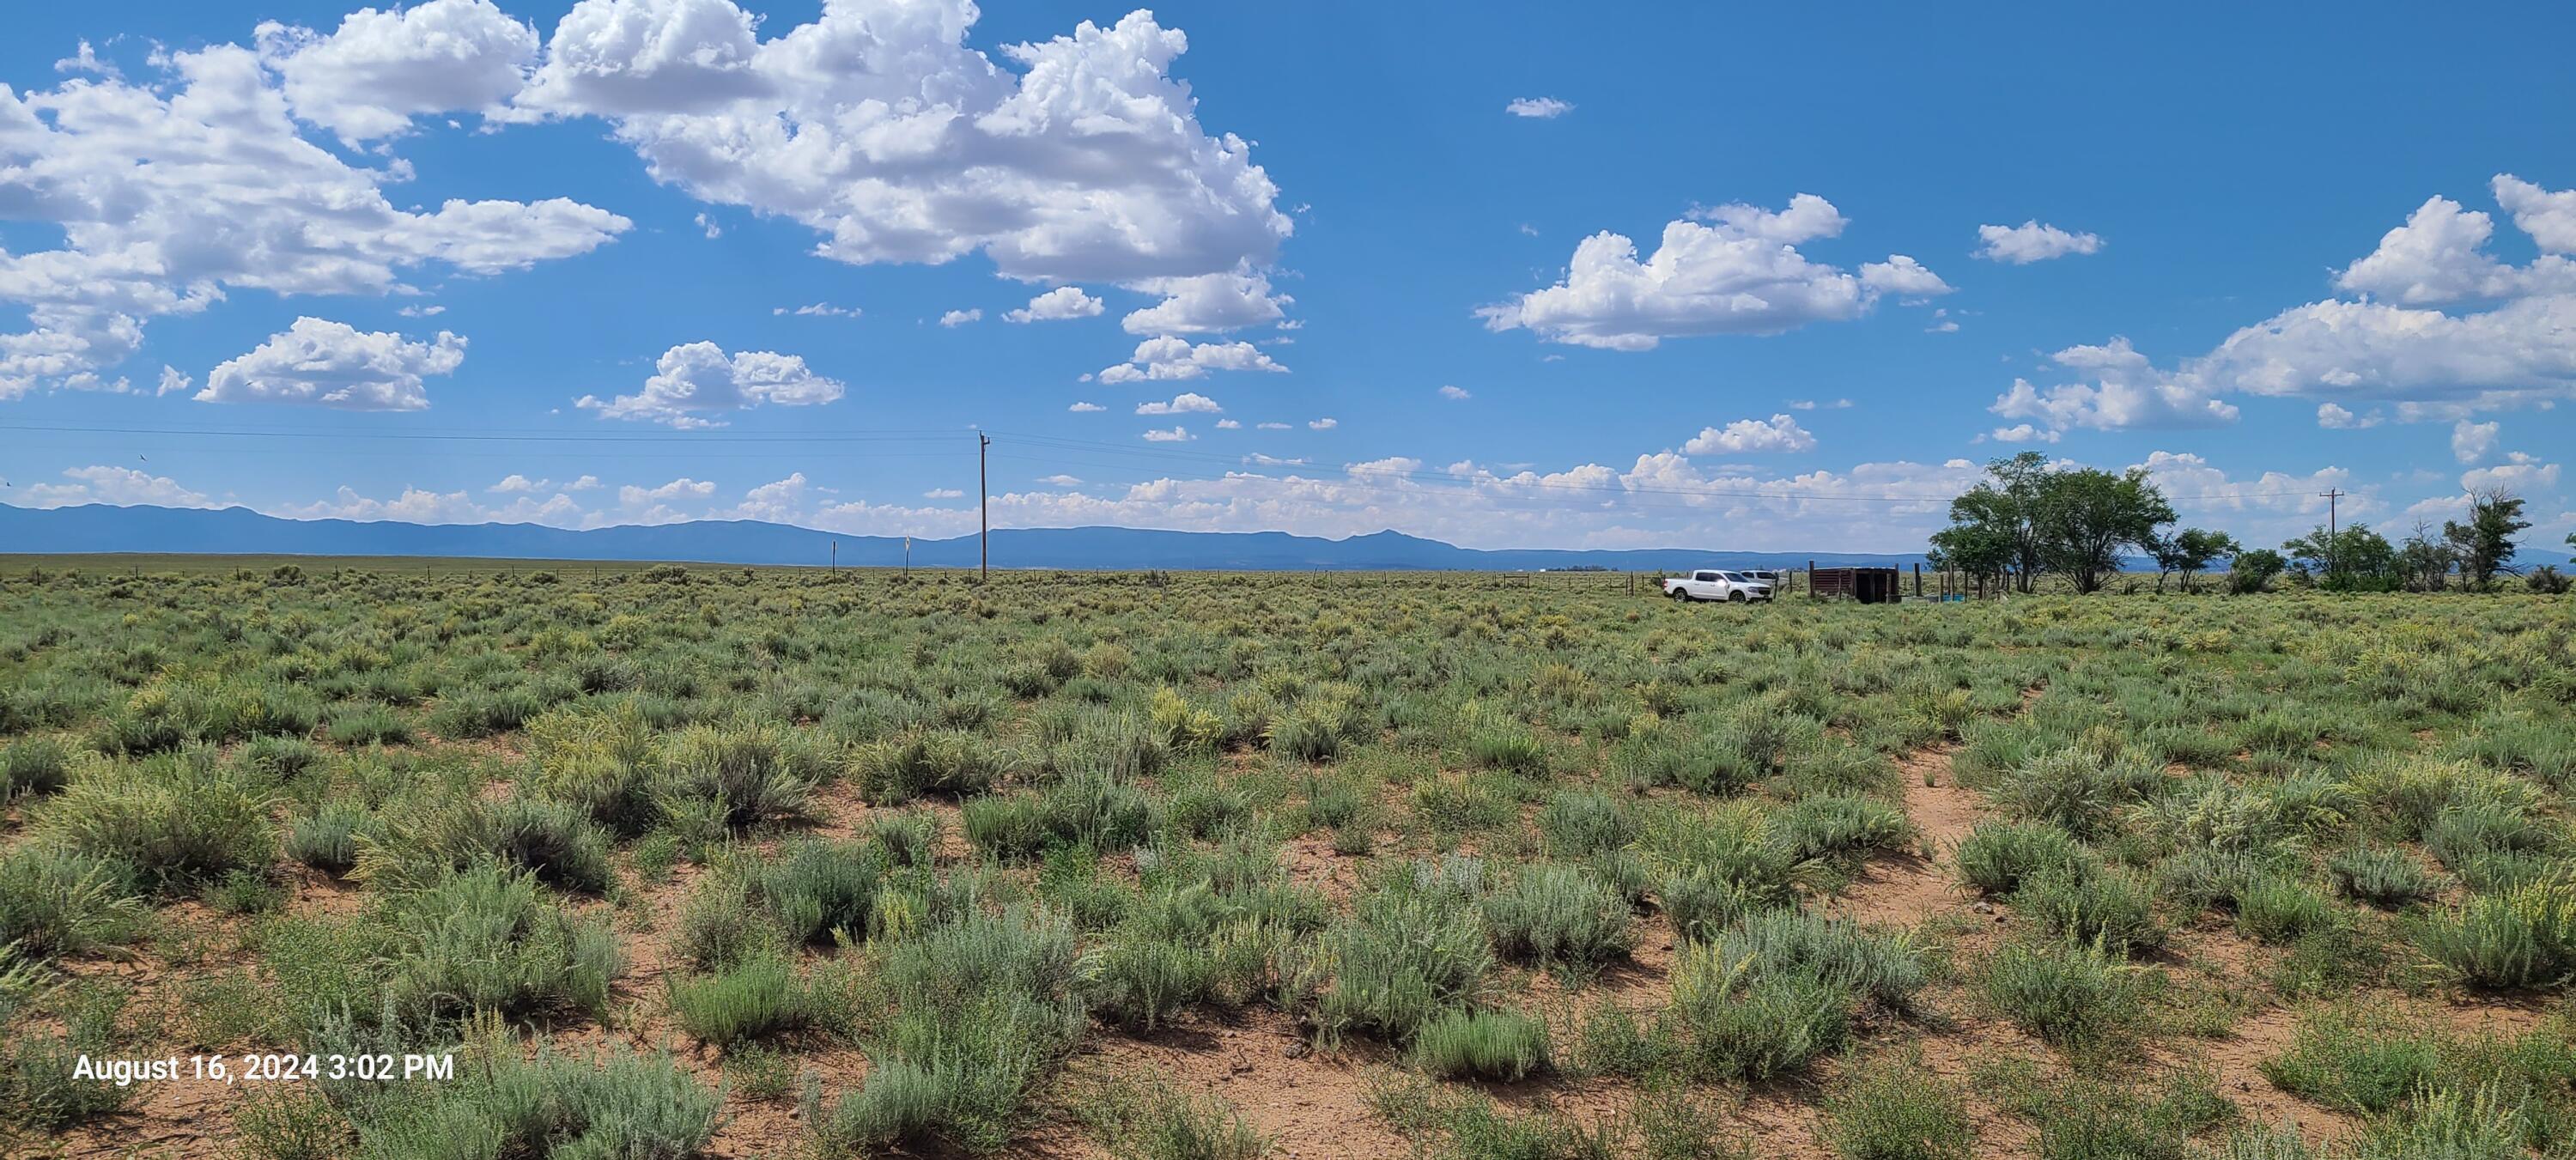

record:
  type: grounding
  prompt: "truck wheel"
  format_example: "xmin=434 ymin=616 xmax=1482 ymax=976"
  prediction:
xmin=1728 ymin=591 xmax=1747 ymax=603
xmin=1669 ymin=588 xmax=1690 ymax=602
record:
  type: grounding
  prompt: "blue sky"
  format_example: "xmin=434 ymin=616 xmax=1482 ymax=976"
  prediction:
xmin=3 ymin=2 xmax=2573 ymax=553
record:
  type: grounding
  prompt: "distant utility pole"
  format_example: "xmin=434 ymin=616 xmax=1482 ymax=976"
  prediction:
xmin=979 ymin=432 xmax=992 ymax=582
xmin=2320 ymin=487 xmax=2343 ymax=580
xmin=829 ymin=538 xmax=836 ymax=574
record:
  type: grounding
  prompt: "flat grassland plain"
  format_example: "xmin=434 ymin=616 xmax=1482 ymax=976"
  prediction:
xmin=3 ymin=562 xmax=2573 ymax=1159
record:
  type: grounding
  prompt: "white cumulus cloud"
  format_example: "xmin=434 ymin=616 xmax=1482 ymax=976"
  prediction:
xmin=256 ymin=0 xmax=539 ymax=143
xmin=1005 ymin=287 xmax=1104 ymax=323
xmin=1120 ymin=268 xmax=1290 ymax=335
xmin=576 ymin=341 xmax=843 ymax=428
xmin=21 ymin=465 xmax=216 ymax=509
xmin=1975 ymin=221 xmax=2103 ymax=264
xmin=1504 ymin=97 xmax=1572 ymax=118
xmin=509 ymin=3 xmax=1290 ymax=285
xmin=0 ymin=40 xmax=627 ymax=401
xmin=1136 ymin=392 xmax=1220 ymax=415
xmin=1096 ymin=337 xmax=1285 ymax=385
xmin=2451 ymin=419 xmax=2500 ymax=464
xmin=1683 ymin=414 xmax=1817 ymax=454
xmin=198 ymin=318 xmax=465 ymax=410
xmin=2462 ymin=452 xmax=2560 ymax=495
xmin=1476 ymin=195 xmax=1948 ymax=349
xmin=1987 ymin=337 xmax=2241 ymax=437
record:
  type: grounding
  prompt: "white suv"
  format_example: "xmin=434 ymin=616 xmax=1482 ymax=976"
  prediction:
xmin=1662 ymin=569 xmax=1774 ymax=603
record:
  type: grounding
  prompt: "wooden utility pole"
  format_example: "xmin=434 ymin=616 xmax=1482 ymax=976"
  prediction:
xmin=979 ymin=433 xmax=992 ymax=582
xmin=2320 ymin=487 xmax=2343 ymax=582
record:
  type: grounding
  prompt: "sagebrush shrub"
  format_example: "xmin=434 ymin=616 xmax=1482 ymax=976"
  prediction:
xmin=813 ymin=907 xmax=1083 ymax=1154
xmin=669 ymin=956 xmax=816 ymax=1045
xmin=2326 ymin=846 xmax=2441 ymax=908
xmin=2418 ymin=877 xmax=2576 ymax=989
xmin=2233 ymin=875 xmax=2336 ymax=945
xmin=1095 ymin=932 xmax=1215 ymax=1030
xmin=753 ymin=838 xmax=884 ymax=946
xmin=2015 ymin=863 xmax=2167 ymax=955
xmin=854 ymin=729 xmax=1005 ymax=803
xmin=1408 ymin=1008 xmax=1552 ymax=1080
xmin=655 ymin=720 xmax=820 ymax=828
xmin=1665 ymin=946 xmax=1850 ymax=1080
xmin=355 ymin=795 xmax=616 ymax=894
xmin=1709 ymin=908 xmax=1926 ymax=1013
xmin=0 ymin=847 xmax=142 ymax=960
xmin=1612 ymin=729 xmax=1760 ymax=796
xmin=1979 ymin=939 xmax=2137 ymax=1045
xmin=351 ymin=1042 xmax=719 ymax=1159
xmin=323 ymin=702 xmax=411 ymax=747
xmin=384 ymin=865 xmax=623 ymax=1023
xmin=1537 ymin=790 xmax=1633 ymax=857
xmin=283 ymin=802 xmax=376 ymax=875
xmin=1954 ymin=819 xmax=2086 ymax=896
xmin=38 ymin=747 xmax=275 ymax=887
xmin=1480 ymin=862 xmax=1637 ymax=974
xmin=1312 ymin=883 xmax=1492 ymax=1044
xmin=1776 ymin=794 xmax=1912 ymax=864
xmin=1822 ymin=1048 xmax=1975 ymax=1160
xmin=1987 ymin=744 xmax=2166 ymax=838
xmin=1649 ymin=805 xmax=1803 ymax=942
xmin=0 ymin=737 xmax=72 ymax=799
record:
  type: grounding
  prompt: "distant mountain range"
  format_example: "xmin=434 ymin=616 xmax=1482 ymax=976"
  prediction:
xmin=0 ymin=504 xmax=1935 ymax=572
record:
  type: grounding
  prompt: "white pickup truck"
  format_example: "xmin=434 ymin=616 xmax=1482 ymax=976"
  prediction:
xmin=1662 ymin=569 xmax=1775 ymax=603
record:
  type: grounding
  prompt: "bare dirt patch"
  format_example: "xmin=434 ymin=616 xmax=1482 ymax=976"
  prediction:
xmin=1830 ymin=745 xmax=1983 ymax=926
xmin=1073 ymin=1008 xmax=1408 ymax=1160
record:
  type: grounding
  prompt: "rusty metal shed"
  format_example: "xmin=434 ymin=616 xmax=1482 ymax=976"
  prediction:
xmin=1808 ymin=566 xmax=1901 ymax=604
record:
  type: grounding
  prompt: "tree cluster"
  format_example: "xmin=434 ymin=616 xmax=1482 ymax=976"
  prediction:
xmin=1929 ymin=456 xmax=2558 ymax=598
xmin=1928 ymin=452 xmax=2221 ymax=595
xmin=2279 ymin=489 xmax=2533 ymax=592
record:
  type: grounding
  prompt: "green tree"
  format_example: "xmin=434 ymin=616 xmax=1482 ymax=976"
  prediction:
xmin=2444 ymin=489 xmax=2530 ymax=590
xmin=1932 ymin=452 xmax=2051 ymax=593
xmin=1935 ymin=452 xmax=2176 ymax=595
xmin=2282 ymin=523 xmax=2398 ymax=590
xmin=2397 ymin=522 xmax=2458 ymax=592
xmin=1926 ymin=516 xmax=2015 ymax=595
xmin=2228 ymin=548 xmax=2287 ymax=594
xmin=2147 ymin=527 xmax=2238 ymax=593
xmin=2032 ymin=467 xmax=2178 ymax=594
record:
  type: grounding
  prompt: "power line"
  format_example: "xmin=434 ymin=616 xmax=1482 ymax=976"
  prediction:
xmin=0 ymin=422 xmax=958 ymax=444
xmin=1 ymin=418 xmax=2357 ymax=509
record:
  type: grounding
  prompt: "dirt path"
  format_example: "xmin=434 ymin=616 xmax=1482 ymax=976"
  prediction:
xmin=1828 ymin=744 xmax=1985 ymax=925
xmin=1071 ymin=1009 xmax=1409 ymax=1160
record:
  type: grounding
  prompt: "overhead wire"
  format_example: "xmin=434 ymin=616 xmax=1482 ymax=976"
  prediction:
xmin=0 ymin=419 xmax=2345 ymax=510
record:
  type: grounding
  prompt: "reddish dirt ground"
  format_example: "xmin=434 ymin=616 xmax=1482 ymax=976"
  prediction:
xmin=27 ymin=716 xmax=2576 ymax=1160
